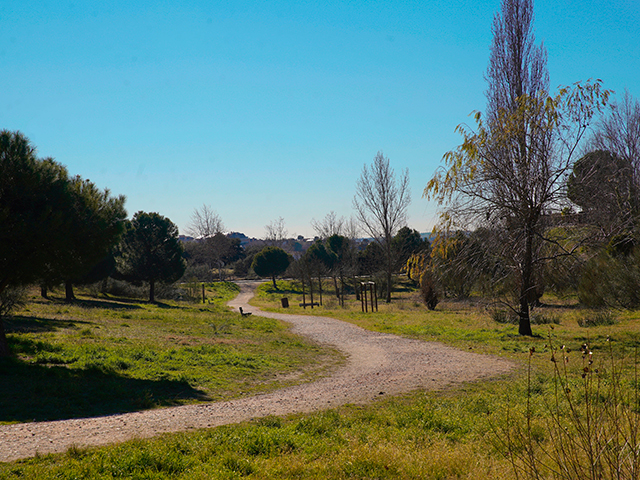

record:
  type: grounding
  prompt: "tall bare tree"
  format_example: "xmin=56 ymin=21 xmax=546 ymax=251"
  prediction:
xmin=590 ymin=90 xmax=640 ymax=234
xmin=187 ymin=204 xmax=224 ymax=239
xmin=592 ymin=90 xmax=640 ymax=169
xmin=425 ymin=0 xmax=613 ymax=336
xmin=354 ymin=151 xmax=410 ymax=303
xmin=485 ymin=0 xmax=548 ymax=122
xmin=187 ymin=204 xmax=227 ymax=278
xmin=264 ymin=217 xmax=288 ymax=247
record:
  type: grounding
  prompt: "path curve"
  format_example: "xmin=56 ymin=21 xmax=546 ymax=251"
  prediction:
xmin=0 ymin=281 xmax=512 ymax=462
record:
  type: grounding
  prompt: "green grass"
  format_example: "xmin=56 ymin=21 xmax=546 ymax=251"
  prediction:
xmin=2 ymin=279 xmax=639 ymax=479
xmin=1 ymin=384 xmax=516 ymax=479
xmin=253 ymin=279 xmax=640 ymax=360
xmin=0 ymin=282 xmax=341 ymax=423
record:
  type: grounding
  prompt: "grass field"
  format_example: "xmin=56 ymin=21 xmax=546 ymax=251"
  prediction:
xmin=0 ymin=282 xmax=340 ymax=424
xmin=1 ymin=278 xmax=639 ymax=479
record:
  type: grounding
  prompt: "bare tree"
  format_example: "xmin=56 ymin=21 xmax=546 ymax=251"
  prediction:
xmin=427 ymin=82 xmax=610 ymax=335
xmin=344 ymin=216 xmax=360 ymax=241
xmin=592 ymin=90 xmax=640 ymax=169
xmin=425 ymin=0 xmax=613 ymax=336
xmin=485 ymin=0 xmax=548 ymax=122
xmin=311 ymin=211 xmax=346 ymax=239
xmin=187 ymin=204 xmax=224 ymax=239
xmin=264 ymin=217 xmax=288 ymax=247
xmin=354 ymin=151 xmax=410 ymax=303
xmin=186 ymin=205 xmax=227 ymax=279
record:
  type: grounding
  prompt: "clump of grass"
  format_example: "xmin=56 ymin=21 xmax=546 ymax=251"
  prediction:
xmin=491 ymin=309 xmax=518 ymax=324
xmin=530 ymin=311 xmax=561 ymax=325
xmin=577 ymin=309 xmax=618 ymax=327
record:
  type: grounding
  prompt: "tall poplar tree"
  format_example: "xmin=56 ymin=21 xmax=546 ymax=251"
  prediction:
xmin=425 ymin=0 xmax=609 ymax=335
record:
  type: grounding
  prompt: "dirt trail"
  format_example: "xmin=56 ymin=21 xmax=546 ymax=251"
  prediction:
xmin=0 ymin=281 xmax=512 ymax=463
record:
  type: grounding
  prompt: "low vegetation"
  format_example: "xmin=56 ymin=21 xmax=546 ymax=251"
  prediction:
xmin=2 ymin=279 xmax=639 ymax=479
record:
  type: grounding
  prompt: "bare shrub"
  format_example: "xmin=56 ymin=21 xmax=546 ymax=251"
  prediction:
xmin=495 ymin=338 xmax=640 ymax=479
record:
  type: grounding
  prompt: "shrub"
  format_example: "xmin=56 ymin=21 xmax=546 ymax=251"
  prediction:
xmin=530 ymin=311 xmax=560 ymax=325
xmin=419 ymin=275 xmax=439 ymax=310
xmin=0 ymin=286 xmax=27 ymax=318
xmin=490 ymin=309 xmax=518 ymax=324
xmin=579 ymin=251 xmax=640 ymax=308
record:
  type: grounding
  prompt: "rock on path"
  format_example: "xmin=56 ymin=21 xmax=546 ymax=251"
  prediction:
xmin=0 ymin=281 xmax=512 ymax=462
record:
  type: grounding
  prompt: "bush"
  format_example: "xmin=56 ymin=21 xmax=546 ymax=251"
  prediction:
xmin=530 ymin=311 xmax=560 ymax=325
xmin=419 ymin=275 xmax=439 ymax=310
xmin=0 ymin=286 xmax=27 ymax=318
xmin=579 ymin=251 xmax=640 ymax=308
xmin=490 ymin=308 xmax=560 ymax=325
xmin=490 ymin=309 xmax=518 ymax=324
xmin=181 ymin=263 xmax=216 ymax=283
xmin=89 ymin=278 xmax=182 ymax=301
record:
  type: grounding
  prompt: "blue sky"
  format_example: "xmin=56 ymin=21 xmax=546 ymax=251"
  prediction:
xmin=2 ymin=0 xmax=639 ymax=238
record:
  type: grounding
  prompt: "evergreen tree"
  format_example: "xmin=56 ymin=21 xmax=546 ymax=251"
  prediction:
xmin=117 ymin=211 xmax=186 ymax=302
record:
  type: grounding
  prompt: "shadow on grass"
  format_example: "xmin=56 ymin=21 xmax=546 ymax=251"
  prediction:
xmin=154 ymin=302 xmax=182 ymax=309
xmin=35 ymin=296 xmax=146 ymax=311
xmin=72 ymin=298 xmax=145 ymax=310
xmin=0 ymin=351 xmax=209 ymax=424
xmin=5 ymin=316 xmax=93 ymax=334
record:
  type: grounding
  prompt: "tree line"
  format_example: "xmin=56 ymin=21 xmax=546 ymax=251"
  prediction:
xmin=0 ymin=131 xmax=187 ymax=356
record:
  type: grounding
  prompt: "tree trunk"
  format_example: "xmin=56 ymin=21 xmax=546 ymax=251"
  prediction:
xmin=149 ymin=279 xmax=156 ymax=303
xmin=333 ymin=276 xmax=339 ymax=298
xmin=385 ymin=238 xmax=392 ymax=303
xmin=65 ymin=281 xmax=75 ymax=302
xmin=0 ymin=320 xmax=10 ymax=357
xmin=40 ymin=284 xmax=48 ymax=299
xmin=272 ymin=276 xmax=277 ymax=290
xmin=317 ymin=274 xmax=323 ymax=306
xmin=519 ymin=226 xmax=534 ymax=336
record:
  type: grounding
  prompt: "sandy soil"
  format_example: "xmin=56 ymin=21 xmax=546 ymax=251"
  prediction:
xmin=0 ymin=281 xmax=512 ymax=463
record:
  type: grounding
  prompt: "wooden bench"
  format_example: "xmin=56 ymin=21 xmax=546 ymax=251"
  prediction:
xmin=298 ymin=302 xmax=319 ymax=308
xmin=239 ymin=307 xmax=252 ymax=317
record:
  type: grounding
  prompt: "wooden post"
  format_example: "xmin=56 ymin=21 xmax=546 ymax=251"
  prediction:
xmin=202 ymin=283 xmax=205 ymax=304
xmin=301 ymin=276 xmax=307 ymax=309
xmin=373 ymin=282 xmax=378 ymax=312
xmin=362 ymin=282 xmax=368 ymax=312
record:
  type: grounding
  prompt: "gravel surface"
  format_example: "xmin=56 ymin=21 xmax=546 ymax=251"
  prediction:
xmin=0 ymin=281 xmax=512 ymax=463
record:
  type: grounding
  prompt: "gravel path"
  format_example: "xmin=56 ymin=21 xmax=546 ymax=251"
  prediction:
xmin=0 ymin=282 xmax=512 ymax=463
